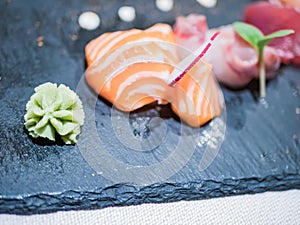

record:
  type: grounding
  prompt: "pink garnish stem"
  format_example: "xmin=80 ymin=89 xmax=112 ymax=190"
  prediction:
xmin=169 ymin=31 xmax=220 ymax=87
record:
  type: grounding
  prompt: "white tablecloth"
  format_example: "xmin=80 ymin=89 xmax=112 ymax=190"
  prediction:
xmin=1 ymin=189 xmax=300 ymax=224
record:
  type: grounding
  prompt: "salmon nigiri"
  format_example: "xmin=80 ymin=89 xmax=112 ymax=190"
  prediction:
xmin=85 ymin=23 xmax=223 ymax=127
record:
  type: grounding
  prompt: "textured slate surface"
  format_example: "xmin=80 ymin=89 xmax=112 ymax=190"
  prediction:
xmin=0 ymin=0 xmax=300 ymax=215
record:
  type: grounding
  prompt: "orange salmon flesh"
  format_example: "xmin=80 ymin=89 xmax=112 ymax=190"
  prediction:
xmin=85 ymin=23 xmax=223 ymax=127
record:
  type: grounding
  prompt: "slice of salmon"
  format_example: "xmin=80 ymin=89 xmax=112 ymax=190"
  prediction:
xmin=85 ymin=23 xmax=223 ymax=127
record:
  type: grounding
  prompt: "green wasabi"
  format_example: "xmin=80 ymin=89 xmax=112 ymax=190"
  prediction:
xmin=24 ymin=82 xmax=85 ymax=144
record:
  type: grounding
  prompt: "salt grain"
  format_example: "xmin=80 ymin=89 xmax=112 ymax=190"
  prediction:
xmin=36 ymin=36 xmax=44 ymax=47
xmin=71 ymin=34 xmax=78 ymax=41
xmin=196 ymin=0 xmax=217 ymax=8
xmin=156 ymin=0 xmax=174 ymax=12
xmin=118 ymin=6 xmax=136 ymax=22
xmin=78 ymin=11 xmax=100 ymax=30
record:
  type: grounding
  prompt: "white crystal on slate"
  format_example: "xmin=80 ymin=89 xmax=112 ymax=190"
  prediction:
xmin=78 ymin=11 xmax=100 ymax=30
xmin=118 ymin=6 xmax=136 ymax=22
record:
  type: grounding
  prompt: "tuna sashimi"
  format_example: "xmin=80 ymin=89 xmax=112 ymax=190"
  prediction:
xmin=270 ymin=0 xmax=300 ymax=10
xmin=85 ymin=23 xmax=223 ymax=127
xmin=244 ymin=1 xmax=300 ymax=64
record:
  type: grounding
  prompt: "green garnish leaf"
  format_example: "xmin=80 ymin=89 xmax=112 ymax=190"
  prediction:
xmin=24 ymin=82 xmax=85 ymax=144
xmin=233 ymin=22 xmax=264 ymax=50
xmin=233 ymin=21 xmax=294 ymax=97
xmin=257 ymin=30 xmax=295 ymax=52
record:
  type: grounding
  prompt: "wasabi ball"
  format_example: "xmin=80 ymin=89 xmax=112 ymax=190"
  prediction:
xmin=24 ymin=82 xmax=85 ymax=144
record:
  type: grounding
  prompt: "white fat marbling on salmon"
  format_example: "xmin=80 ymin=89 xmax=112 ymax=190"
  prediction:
xmin=116 ymin=70 xmax=170 ymax=98
xmin=196 ymin=74 xmax=209 ymax=115
xmin=88 ymin=31 xmax=122 ymax=62
xmin=128 ymin=84 xmax=166 ymax=97
xmin=179 ymin=99 xmax=187 ymax=113
xmin=94 ymin=29 xmax=141 ymax=61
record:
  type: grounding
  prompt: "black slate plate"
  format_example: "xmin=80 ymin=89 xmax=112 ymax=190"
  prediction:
xmin=1 ymin=0 xmax=300 ymax=215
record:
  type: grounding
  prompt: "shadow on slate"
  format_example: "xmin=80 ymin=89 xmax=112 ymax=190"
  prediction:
xmin=0 ymin=0 xmax=300 ymax=215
